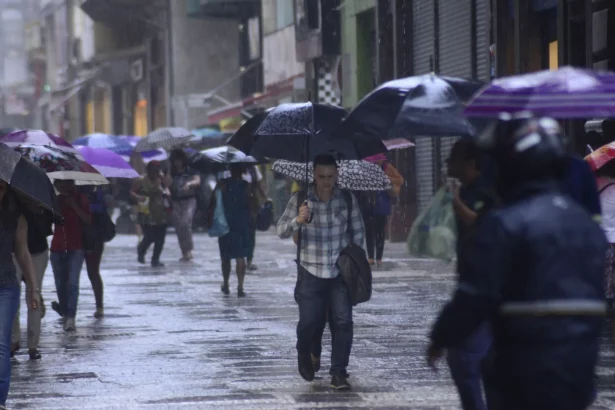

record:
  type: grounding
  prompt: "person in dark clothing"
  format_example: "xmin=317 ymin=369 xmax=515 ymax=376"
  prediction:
xmin=427 ymin=115 xmax=607 ymax=410
xmin=444 ymin=139 xmax=498 ymax=410
xmin=81 ymin=186 xmax=107 ymax=318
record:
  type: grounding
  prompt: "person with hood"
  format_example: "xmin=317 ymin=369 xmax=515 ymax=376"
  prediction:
xmin=426 ymin=114 xmax=607 ymax=410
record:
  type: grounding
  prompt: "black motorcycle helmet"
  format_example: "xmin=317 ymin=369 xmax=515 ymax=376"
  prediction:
xmin=476 ymin=112 xmax=568 ymax=188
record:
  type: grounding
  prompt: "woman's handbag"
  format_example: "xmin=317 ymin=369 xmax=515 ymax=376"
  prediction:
xmin=208 ymin=189 xmax=230 ymax=238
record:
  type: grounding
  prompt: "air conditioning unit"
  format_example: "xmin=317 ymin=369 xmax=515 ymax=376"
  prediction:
xmin=130 ymin=59 xmax=144 ymax=82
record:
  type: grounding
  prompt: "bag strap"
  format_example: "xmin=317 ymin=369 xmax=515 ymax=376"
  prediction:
xmin=599 ymin=183 xmax=615 ymax=195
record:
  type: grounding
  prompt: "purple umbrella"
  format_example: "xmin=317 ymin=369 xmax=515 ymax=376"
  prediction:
xmin=1 ymin=129 xmax=79 ymax=154
xmin=76 ymin=146 xmax=139 ymax=179
xmin=464 ymin=66 xmax=615 ymax=119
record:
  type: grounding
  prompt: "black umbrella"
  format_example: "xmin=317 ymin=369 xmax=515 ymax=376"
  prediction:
xmin=187 ymin=146 xmax=258 ymax=173
xmin=248 ymin=102 xmax=386 ymax=162
xmin=342 ymin=74 xmax=485 ymax=142
xmin=0 ymin=143 xmax=59 ymax=216
xmin=226 ymin=111 xmax=269 ymax=155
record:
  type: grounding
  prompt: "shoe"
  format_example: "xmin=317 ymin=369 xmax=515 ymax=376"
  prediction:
xmin=151 ymin=261 xmax=165 ymax=267
xmin=94 ymin=307 xmax=104 ymax=318
xmin=368 ymin=259 xmax=375 ymax=266
xmin=248 ymin=264 xmax=258 ymax=271
xmin=10 ymin=342 xmax=19 ymax=358
xmin=63 ymin=317 xmax=76 ymax=332
xmin=237 ymin=288 xmax=246 ymax=298
xmin=137 ymin=254 xmax=145 ymax=264
xmin=297 ymin=352 xmax=314 ymax=381
xmin=330 ymin=374 xmax=351 ymax=390
xmin=28 ymin=348 xmax=41 ymax=361
xmin=311 ymin=354 xmax=321 ymax=373
xmin=51 ymin=301 xmax=63 ymax=317
xmin=221 ymin=284 xmax=230 ymax=295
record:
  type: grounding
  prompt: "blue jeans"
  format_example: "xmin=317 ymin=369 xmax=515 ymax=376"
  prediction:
xmin=446 ymin=323 xmax=493 ymax=410
xmin=50 ymin=250 xmax=85 ymax=318
xmin=295 ymin=267 xmax=353 ymax=376
xmin=0 ymin=285 xmax=19 ymax=406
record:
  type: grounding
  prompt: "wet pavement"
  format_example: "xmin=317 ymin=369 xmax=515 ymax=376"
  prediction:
xmin=8 ymin=232 xmax=615 ymax=409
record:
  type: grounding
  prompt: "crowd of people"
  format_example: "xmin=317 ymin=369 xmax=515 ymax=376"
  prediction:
xmin=0 ymin=112 xmax=612 ymax=409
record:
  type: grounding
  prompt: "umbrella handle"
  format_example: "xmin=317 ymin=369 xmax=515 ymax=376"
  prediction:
xmin=301 ymin=200 xmax=313 ymax=224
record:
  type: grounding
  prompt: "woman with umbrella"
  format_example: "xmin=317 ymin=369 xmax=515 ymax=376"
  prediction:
xmin=168 ymin=150 xmax=201 ymax=262
xmin=208 ymin=163 xmax=255 ymax=297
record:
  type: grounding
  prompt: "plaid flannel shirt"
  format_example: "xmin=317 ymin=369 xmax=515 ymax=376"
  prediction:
xmin=277 ymin=186 xmax=365 ymax=279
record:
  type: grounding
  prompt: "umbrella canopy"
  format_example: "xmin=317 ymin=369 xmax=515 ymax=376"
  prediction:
xmin=464 ymin=66 xmax=615 ymax=119
xmin=249 ymin=102 xmax=386 ymax=162
xmin=585 ymin=141 xmax=615 ymax=171
xmin=188 ymin=146 xmax=257 ymax=173
xmin=73 ymin=133 xmax=134 ymax=155
xmin=0 ymin=129 xmax=79 ymax=154
xmin=14 ymin=144 xmax=108 ymax=185
xmin=342 ymin=74 xmax=484 ymax=142
xmin=134 ymin=127 xmax=194 ymax=152
xmin=272 ymin=159 xmax=392 ymax=191
xmin=76 ymin=146 xmax=139 ymax=179
xmin=226 ymin=111 xmax=270 ymax=154
xmin=0 ymin=143 xmax=59 ymax=214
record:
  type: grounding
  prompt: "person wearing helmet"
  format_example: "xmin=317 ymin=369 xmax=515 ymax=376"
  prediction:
xmin=426 ymin=114 xmax=607 ymax=410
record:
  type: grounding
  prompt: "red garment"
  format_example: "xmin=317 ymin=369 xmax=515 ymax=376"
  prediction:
xmin=50 ymin=192 xmax=91 ymax=252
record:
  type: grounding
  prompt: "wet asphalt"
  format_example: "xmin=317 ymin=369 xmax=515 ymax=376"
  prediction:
xmin=7 ymin=232 xmax=615 ymax=409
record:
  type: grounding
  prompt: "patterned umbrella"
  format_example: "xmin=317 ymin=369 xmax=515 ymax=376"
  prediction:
xmin=585 ymin=141 xmax=615 ymax=171
xmin=0 ymin=129 xmax=79 ymax=154
xmin=73 ymin=133 xmax=134 ymax=155
xmin=14 ymin=144 xmax=108 ymax=185
xmin=76 ymin=146 xmax=139 ymax=179
xmin=134 ymin=127 xmax=194 ymax=152
xmin=464 ymin=66 xmax=615 ymax=119
xmin=272 ymin=160 xmax=392 ymax=191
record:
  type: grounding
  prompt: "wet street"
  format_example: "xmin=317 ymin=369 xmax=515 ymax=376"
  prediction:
xmin=8 ymin=232 xmax=615 ymax=409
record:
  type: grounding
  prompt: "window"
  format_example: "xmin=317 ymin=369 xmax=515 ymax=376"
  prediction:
xmin=2 ymin=9 xmax=23 ymax=48
xmin=276 ymin=0 xmax=294 ymax=30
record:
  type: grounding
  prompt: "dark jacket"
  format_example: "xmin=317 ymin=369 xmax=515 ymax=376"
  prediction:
xmin=431 ymin=180 xmax=607 ymax=349
xmin=337 ymin=243 xmax=372 ymax=306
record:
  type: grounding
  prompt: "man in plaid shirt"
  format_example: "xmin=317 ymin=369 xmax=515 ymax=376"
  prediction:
xmin=277 ymin=154 xmax=365 ymax=390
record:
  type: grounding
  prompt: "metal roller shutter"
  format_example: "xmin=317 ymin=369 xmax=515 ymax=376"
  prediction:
xmin=439 ymin=0 xmax=472 ymax=78
xmin=475 ymin=0 xmax=491 ymax=81
xmin=412 ymin=0 xmax=436 ymax=212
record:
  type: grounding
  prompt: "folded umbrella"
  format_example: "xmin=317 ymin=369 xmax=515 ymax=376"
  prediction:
xmin=342 ymin=74 xmax=484 ymax=142
xmin=14 ymin=144 xmax=108 ymax=185
xmin=272 ymin=159 xmax=392 ymax=191
xmin=135 ymin=127 xmax=194 ymax=152
xmin=73 ymin=133 xmax=135 ymax=155
xmin=464 ymin=66 xmax=615 ymax=119
xmin=249 ymin=102 xmax=386 ymax=162
xmin=76 ymin=146 xmax=139 ymax=179
xmin=0 ymin=143 xmax=59 ymax=214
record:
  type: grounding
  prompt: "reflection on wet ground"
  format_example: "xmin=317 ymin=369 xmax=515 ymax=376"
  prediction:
xmin=8 ymin=233 xmax=615 ymax=409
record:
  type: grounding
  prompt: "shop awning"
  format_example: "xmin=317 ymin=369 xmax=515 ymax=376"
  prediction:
xmin=39 ymin=69 xmax=100 ymax=115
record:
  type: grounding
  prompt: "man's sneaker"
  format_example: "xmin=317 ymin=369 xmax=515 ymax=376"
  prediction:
xmin=330 ymin=374 xmax=351 ymax=390
xmin=298 ymin=352 xmax=314 ymax=381
xmin=311 ymin=354 xmax=321 ymax=372
xmin=94 ymin=307 xmax=104 ymax=318
xmin=151 ymin=261 xmax=165 ymax=268
xmin=63 ymin=317 xmax=76 ymax=332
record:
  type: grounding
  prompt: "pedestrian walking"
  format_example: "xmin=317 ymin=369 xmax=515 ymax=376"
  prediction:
xmin=277 ymin=154 xmax=365 ymax=390
xmin=50 ymin=180 xmax=91 ymax=332
xmin=82 ymin=186 xmax=108 ymax=318
xmin=427 ymin=116 xmax=607 ymax=410
xmin=169 ymin=149 xmax=200 ymax=262
xmin=0 ymin=182 xmax=41 ymax=408
xmin=11 ymin=203 xmax=52 ymax=360
xmin=209 ymin=164 xmax=255 ymax=297
xmin=360 ymin=154 xmax=403 ymax=268
xmin=132 ymin=161 xmax=170 ymax=267
xmin=444 ymin=139 xmax=499 ymax=410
